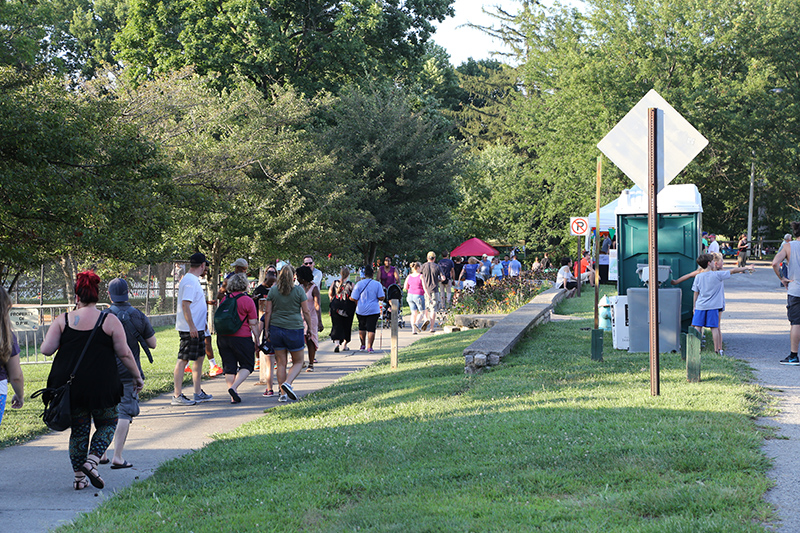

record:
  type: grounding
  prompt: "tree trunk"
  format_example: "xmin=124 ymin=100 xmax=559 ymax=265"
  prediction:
xmin=155 ymin=262 xmax=171 ymax=312
xmin=362 ymin=242 xmax=378 ymax=270
xmin=58 ymin=254 xmax=77 ymax=306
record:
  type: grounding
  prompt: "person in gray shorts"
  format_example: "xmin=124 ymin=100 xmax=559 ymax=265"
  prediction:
xmin=100 ymin=278 xmax=157 ymax=469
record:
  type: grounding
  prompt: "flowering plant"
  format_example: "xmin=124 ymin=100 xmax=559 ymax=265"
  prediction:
xmin=449 ymin=271 xmax=552 ymax=319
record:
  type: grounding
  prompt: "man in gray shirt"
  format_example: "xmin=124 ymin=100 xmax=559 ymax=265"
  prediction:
xmin=420 ymin=251 xmax=445 ymax=333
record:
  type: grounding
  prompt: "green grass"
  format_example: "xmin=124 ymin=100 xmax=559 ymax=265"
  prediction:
xmin=57 ymin=290 xmax=776 ymax=532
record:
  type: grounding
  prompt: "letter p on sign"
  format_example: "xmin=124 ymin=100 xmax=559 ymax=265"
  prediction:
xmin=570 ymin=217 xmax=589 ymax=236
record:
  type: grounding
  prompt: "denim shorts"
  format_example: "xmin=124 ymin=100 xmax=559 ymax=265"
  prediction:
xmin=269 ymin=325 xmax=305 ymax=352
xmin=407 ymin=294 xmax=425 ymax=312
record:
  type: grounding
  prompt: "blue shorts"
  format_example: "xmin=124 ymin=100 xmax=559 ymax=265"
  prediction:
xmin=269 ymin=325 xmax=305 ymax=352
xmin=407 ymin=294 xmax=425 ymax=312
xmin=692 ymin=309 xmax=720 ymax=328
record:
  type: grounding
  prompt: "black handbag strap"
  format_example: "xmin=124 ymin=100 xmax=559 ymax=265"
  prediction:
xmin=66 ymin=312 xmax=106 ymax=384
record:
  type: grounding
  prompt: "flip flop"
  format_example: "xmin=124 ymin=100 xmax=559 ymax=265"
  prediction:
xmin=228 ymin=388 xmax=242 ymax=404
xmin=99 ymin=458 xmax=110 ymax=465
xmin=110 ymin=461 xmax=134 ymax=469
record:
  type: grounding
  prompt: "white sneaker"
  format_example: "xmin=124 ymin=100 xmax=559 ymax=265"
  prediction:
xmin=278 ymin=394 xmax=288 ymax=402
xmin=171 ymin=394 xmax=196 ymax=406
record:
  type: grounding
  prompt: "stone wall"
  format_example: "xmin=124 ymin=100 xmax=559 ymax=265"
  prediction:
xmin=462 ymin=287 xmax=569 ymax=374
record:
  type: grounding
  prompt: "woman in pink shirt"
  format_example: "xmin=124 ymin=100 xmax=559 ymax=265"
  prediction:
xmin=403 ymin=262 xmax=426 ymax=334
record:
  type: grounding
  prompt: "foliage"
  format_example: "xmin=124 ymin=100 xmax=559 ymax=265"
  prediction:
xmin=60 ymin=298 xmax=774 ymax=532
xmin=0 ymin=67 xmax=175 ymax=275
xmin=315 ymin=82 xmax=463 ymax=265
xmin=115 ymin=0 xmax=456 ymax=96
xmin=449 ymin=273 xmax=548 ymax=317
xmin=503 ymin=0 xmax=800 ymax=244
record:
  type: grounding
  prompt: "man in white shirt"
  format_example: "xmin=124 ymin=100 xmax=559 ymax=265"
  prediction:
xmin=303 ymin=255 xmax=324 ymax=288
xmin=507 ymin=254 xmax=522 ymax=277
xmin=172 ymin=252 xmax=213 ymax=406
xmin=707 ymin=234 xmax=720 ymax=254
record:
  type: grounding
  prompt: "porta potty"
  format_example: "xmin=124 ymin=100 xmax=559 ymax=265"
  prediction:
xmin=615 ymin=184 xmax=703 ymax=333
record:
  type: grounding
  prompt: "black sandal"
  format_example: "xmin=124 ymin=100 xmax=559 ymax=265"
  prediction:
xmin=79 ymin=456 xmax=105 ymax=489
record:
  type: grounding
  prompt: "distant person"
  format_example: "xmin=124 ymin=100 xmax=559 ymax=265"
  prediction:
xmin=738 ymin=234 xmax=749 ymax=267
xmin=328 ymin=267 xmax=355 ymax=352
xmin=556 ymin=257 xmax=578 ymax=292
xmin=296 ymin=266 xmax=323 ymax=372
xmin=172 ymin=252 xmax=213 ymax=406
xmin=216 ymin=273 xmax=259 ymax=404
xmin=491 ymin=257 xmax=504 ymax=280
xmin=379 ymin=256 xmax=400 ymax=289
xmin=404 ymin=262 xmax=426 ymax=334
xmin=39 ymin=271 xmax=143 ymax=491
xmin=778 ymin=233 xmax=792 ymax=283
xmin=452 ymin=256 xmax=464 ymax=290
xmin=420 ymin=252 xmax=445 ymax=333
xmin=437 ymin=251 xmax=456 ymax=307
xmin=256 ymin=268 xmax=278 ymax=396
xmin=0 ymin=287 xmax=23 ymax=425
xmin=501 ymin=255 xmax=510 ymax=277
xmin=101 ymin=278 xmax=156 ymax=469
xmin=707 ymin=234 xmax=720 ymax=254
xmin=479 ymin=254 xmax=492 ymax=281
xmin=459 ymin=257 xmax=480 ymax=290
xmin=228 ymin=258 xmax=249 ymax=278
xmin=302 ymin=255 xmax=323 ymax=288
xmin=540 ymin=253 xmax=552 ymax=270
xmin=350 ymin=265 xmax=385 ymax=352
xmin=263 ymin=265 xmax=312 ymax=402
xmin=774 ymin=223 xmax=800 ymax=365
xmin=508 ymin=254 xmax=522 ymax=277
xmin=531 ymin=257 xmax=542 ymax=274
xmin=599 ymin=234 xmax=612 ymax=283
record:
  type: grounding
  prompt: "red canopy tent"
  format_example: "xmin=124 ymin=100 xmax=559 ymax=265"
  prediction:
xmin=450 ymin=238 xmax=499 ymax=258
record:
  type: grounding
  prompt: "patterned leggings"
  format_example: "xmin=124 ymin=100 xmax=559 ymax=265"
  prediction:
xmin=68 ymin=406 xmax=118 ymax=472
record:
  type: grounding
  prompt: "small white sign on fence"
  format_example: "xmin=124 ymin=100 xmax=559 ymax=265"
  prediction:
xmin=10 ymin=308 xmax=39 ymax=332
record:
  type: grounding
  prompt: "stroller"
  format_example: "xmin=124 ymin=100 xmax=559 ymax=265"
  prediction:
xmin=380 ymin=284 xmax=406 ymax=329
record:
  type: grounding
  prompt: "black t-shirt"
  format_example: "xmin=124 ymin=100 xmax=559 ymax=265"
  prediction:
xmin=252 ymin=284 xmax=270 ymax=301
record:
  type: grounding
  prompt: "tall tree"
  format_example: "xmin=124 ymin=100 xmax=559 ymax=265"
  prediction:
xmin=503 ymin=0 xmax=800 ymax=244
xmin=315 ymin=82 xmax=462 ymax=265
xmin=115 ymin=0 xmax=456 ymax=96
xmin=0 ymin=66 xmax=175 ymax=291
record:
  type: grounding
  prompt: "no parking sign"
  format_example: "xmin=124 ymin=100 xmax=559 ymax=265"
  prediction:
xmin=569 ymin=217 xmax=589 ymax=236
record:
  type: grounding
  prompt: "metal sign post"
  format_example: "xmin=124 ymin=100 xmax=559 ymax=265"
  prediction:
xmin=648 ymin=108 xmax=660 ymax=396
xmin=591 ymin=156 xmax=603 ymax=361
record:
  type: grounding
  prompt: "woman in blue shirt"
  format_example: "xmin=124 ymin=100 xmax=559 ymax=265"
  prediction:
xmin=349 ymin=265 xmax=385 ymax=353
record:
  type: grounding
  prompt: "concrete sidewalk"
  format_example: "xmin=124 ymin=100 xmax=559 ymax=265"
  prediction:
xmin=720 ymin=260 xmax=798 ymax=531
xmin=0 ymin=324 xmax=425 ymax=532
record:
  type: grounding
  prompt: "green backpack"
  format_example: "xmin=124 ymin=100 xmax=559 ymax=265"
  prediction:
xmin=214 ymin=293 xmax=245 ymax=335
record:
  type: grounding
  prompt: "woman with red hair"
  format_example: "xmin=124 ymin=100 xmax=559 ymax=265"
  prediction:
xmin=40 ymin=271 xmax=144 ymax=490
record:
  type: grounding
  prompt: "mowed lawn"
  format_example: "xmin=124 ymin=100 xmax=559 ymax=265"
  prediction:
xmin=54 ymin=291 xmax=776 ymax=532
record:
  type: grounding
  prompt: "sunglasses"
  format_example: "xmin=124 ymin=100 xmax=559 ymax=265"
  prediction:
xmin=304 ymin=261 xmax=313 ymax=265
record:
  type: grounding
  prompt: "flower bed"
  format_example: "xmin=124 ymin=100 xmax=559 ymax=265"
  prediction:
xmin=449 ymin=272 xmax=553 ymax=319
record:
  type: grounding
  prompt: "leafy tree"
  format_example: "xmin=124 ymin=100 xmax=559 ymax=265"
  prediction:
xmin=115 ymin=0 xmax=456 ymax=96
xmin=315 ymin=82 xmax=462 ymax=265
xmin=502 ymin=0 xmax=800 ymax=244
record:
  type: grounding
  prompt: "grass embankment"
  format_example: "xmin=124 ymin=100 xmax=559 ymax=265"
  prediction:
xmin=59 ymin=290 xmax=775 ymax=532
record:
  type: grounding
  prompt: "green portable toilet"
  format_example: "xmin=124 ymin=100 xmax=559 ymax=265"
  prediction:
xmin=616 ymin=184 xmax=702 ymax=331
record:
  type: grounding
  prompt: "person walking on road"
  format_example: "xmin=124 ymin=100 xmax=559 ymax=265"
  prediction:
xmin=420 ymin=252 xmax=445 ymax=333
xmin=350 ymin=265 xmax=385 ymax=352
xmin=738 ymin=234 xmax=749 ymax=267
xmin=216 ymin=273 xmax=259 ymax=404
xmin=773 ymin=223 xmax=800 ymax=365
xmin=0 ymin=287 xmax=24 ymax=425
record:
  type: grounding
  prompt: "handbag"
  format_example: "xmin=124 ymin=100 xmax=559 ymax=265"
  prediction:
xmin=31 ymin=313 xmax=105 ymax=431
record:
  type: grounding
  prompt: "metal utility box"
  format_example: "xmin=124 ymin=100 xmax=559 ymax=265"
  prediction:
xmin=627 ymin=288 xmax=682 ymax=353
xmin=616 ymin=184 xmax=703 ymax=331
xmin=610 ymin=295 xmax=629 ymax=350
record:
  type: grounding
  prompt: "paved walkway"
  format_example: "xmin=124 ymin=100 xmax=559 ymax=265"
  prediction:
xmin=721 ymin=260 xmax=798 ymax=531
xmin=0 ymin=325 xmax=424 ymax=532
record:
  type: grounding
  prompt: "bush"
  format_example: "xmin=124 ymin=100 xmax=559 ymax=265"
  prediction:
xmin=449 ymin=272 xmax=551 ymax=318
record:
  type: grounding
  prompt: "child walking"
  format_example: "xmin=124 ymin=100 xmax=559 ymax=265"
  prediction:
xmin=691 ymin=253 xmax=753 ymax=356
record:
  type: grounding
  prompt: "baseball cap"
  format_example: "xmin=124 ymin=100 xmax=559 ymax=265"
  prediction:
xmin=108 ymin=278 xmax=129 ymax=302
xmin=189 ymin=252 xmax=208 ymax=266
xmin=231 ymin=258 xmax=249 ymax=269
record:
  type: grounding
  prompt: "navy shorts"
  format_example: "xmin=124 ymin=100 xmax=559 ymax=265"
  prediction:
xmin=269 ymin=325 xmax=305 ymax=352
xmin=217 ymin=335 xmax=256 ymax=374
xmin=692 ymin=309 xmax=720 ymax=328
xmin=178 ymin=331 xmax=206 ymax=361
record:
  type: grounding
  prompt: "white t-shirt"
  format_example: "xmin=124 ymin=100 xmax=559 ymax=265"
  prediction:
xmin=508 ymin=259 xmax=522 ymax=276
xmin=556 ymin=265 xmax=575 ymax=289
xmin=707 ymin=241 xmax=720 ymax=254
xmin=175 ymin=273 xmax=207 ymax=332
xmin=692 ymin=270 xmax=731 ymax=310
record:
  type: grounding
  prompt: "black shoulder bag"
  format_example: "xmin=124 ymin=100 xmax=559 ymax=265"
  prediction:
xmin=32 ymin=312 xmax=105 ymax=432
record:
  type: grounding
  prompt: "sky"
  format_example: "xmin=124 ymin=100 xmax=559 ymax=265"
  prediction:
xmin=431 ymin=0 xmax=521 ymax=66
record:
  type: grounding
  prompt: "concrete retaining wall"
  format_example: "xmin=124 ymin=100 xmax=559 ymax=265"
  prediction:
xmin=462 ymin=287 xmax=569 ymax=374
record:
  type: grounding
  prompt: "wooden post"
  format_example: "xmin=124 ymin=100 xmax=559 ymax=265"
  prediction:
xmin=685 ymin=329 xmax=701 ymax=382
xmin=648 ymin=107 xmax=660 ymax=396
xmin=391 ymin=299 xmax=399 ymax=369
xmin=591 ymin=156 xmax=604 ymax=361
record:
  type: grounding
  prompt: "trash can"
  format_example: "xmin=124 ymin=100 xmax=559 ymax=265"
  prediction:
xmin=616 ymin=184 xmax=703 ymax=331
